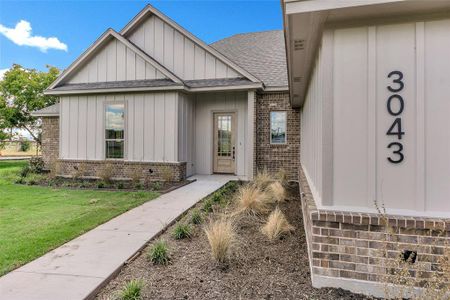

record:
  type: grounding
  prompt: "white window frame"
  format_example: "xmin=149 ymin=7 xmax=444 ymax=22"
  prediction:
xmin=104 ymin=101 xmax=126 ymax=160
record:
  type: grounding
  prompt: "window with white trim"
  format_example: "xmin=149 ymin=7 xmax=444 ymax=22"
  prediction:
xmin=105 ymin=103 xmax=125 ymax=159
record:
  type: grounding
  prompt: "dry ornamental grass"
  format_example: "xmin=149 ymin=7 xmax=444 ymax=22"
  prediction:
xmin=204 ymin=218 xmax=236 ymax=263
xmin=261 ymin=207 xmax=294 ymax=241
xmin=268 ymin=181 xmax=286 ymax=203
xmin=234 ymin=185 xmax=271 ymax=215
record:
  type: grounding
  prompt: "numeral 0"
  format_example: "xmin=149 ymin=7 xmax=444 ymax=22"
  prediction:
xmin=387 ymin=95 xmax=404 ymax=116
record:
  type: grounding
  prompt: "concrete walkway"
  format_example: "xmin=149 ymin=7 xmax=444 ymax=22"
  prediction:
xmin=0 ymin=175 xmax=237 ymax=300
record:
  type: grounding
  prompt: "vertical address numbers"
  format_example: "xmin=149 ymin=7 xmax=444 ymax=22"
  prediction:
xmin=386 ymin=71 xmax=405 ymax=164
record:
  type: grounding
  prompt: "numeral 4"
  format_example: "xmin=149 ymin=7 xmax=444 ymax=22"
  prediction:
xmin=386 ymin=118 xmax=405 ymax=140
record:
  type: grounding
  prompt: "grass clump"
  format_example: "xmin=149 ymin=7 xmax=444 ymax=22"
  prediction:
xmin=190 ymin=209 xmax=203 ymax=225
xmin=253 ymin=169 xmax=273 ymax=191
xmin=204 ymin=218 xmax=236 ymax=263
xmin=118 ymin=279 xmax=144 ymax=300
xmin=261 ymin=207 xmax=294 ymax=240
xmin=234 ymin=185 xmax=271 ymax=215
xmin=202 ymin=197 xmax=214 ymax=213
xmin=268 ymin=181 xmax=286 ymax=203
xmin=148 ymin=240 xmax=170 ymax=265
xmin=172 ymin=223 xmax=192 ymax=239
xmin=275 ymin=168 xmax=288 ymax=187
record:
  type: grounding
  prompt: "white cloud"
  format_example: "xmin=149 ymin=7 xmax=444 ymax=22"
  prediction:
xmin=0 ymin=20 xmax=67 ymax=52
xmin=0 ymin=68 xmax=8 ymax=80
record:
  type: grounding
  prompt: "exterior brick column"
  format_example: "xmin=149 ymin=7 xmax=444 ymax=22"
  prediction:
xmin=41 ymin=116 xmax=59 ymax=167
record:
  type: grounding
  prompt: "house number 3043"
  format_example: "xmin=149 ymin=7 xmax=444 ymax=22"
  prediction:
xmin=386 ymin=71 xmax=405 ymax=164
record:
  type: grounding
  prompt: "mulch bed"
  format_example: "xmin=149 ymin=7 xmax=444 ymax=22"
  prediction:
xmin=96 ymin=183 xmax=371 ymax=300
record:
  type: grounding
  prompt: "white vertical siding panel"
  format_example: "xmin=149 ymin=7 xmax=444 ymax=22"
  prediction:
xmin=125 ymin=94 xmax=134 ymax=160
xmin=97 ymin=47 xmax=107 ymax=82
xmin=87 ymin=57 xmax=97 ymax=83
xmin=154 ymin=17 xmax=164 ymax=65
xmin=95 ymin=95 xmax=105 ymax=159
xmin=68 ymin=97 xmax=79 ymax=159
xmin=145 ymin=62 xmax=157 ymax=79
xmin=163 ymin=24 xmax=174 ymax=71
xmin=173 ymin=31 xmax=185 ymax=77
xmin=375 ymin=23 xmax=416 ymax=210
xmin=116 ymin=41 xmax=126 ymax=81
xmin=106 ymin=40 xmax=117 ymax=82
xmin=60 ymin=97 xmax=70 ymax=159
xmin=215 ymin=60 xmax=227 ymax=78
xmin=205 ymin=53 xmax=216 ymax=79
xmin=184 ymin=39 xmax=195 ymax=80
xmin=143 ymin=93 xmax=155 ymax=161
xmin=136 ymin=55 xmax=146 ymax=80
xmin=126 ymin=48 xmax=136 ymax=80
xmin=154 ymin=93 xmax=165 ymax=161
xmin=133 ymin=94 xmax=145 ymax=161
xmin=164 ymin=92 xmax=177 ymax=161
xmin=424 ymin=19 xmax=450 ymax=212
xmin=77 ymin=96 xmax=88 ymax=159
xmin=144 ymin=17 xmax=155 ymax=57
xmin=332 ymin=27 xmax=369 ymax=207
xmin=86 ymin=97 xmax=97 ymax=159
xmin=194 ymin=45 xmax=205 ymax=79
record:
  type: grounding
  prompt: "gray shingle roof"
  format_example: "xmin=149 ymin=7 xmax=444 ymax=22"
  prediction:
xmin=184 ymin=78 xmax=253 ymax=88
xmin=52 ymin=79 xmax=181 ymax=91
xmin=31 ymin=103 xmax=60 ymax=117
xmin=211 ymin=30 xmax=288 ymax=88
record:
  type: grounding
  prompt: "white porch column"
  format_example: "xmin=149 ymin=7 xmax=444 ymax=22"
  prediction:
xmin=247 ymin=90 xmax=255 ymax=180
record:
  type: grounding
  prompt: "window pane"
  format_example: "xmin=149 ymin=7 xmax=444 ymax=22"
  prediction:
xmin=106 ymin=140 xmax=124 ymax=159
xmin=105 ymin=104 xmax=124 ymax=140
xmin=270 ymin=111 xmax=287 ymax=144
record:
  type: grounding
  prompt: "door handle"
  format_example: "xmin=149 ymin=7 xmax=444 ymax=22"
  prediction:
xmin=232 ymin=146 xmax=235 ymax=160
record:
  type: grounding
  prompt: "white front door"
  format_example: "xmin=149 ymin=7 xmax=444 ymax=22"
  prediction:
xmin=213 ymin=112 xmax=236 ymax=174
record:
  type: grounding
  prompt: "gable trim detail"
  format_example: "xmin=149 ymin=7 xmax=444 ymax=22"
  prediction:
xmin=47 ymin=29 xmax=183 ymax=91
xmin=120 ymin=4 xmax=262 ymax=84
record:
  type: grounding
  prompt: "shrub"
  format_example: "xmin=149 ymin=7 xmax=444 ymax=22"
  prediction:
xmin=253 ymin=169 xmax=273 ymax=191
xmin=149 ymin=181 xmax=162 ymax=191
xmin=131 ymin=167 xmax=142 ymax=185
xmin=29 ymin=157 xmax=44 ymax=173
xmin=97 ymin=162 xmax=114 ymax=183
xmin=261 ymin=207 xmax=294 ymax=241
xmin=118 ymin=279 xmax=144 ymax=300
xmin=159 ymin=165 xmax=174 ymax=182
xmin=148 ymin=240 xmax=170 ymax=265
xmin=190 ymin=209 xmax=203 ymax=225
xmin=268 ymin=181 xmax=286 ymax=202
xmin=234 ymin=185 xmax=271 ymax=215
xmin=172 ymin=223 xmax=192 ymax=239
xmin=19 ymin=140 xmax=31 ymax=152
xmin=19 ymin=165 xmax=31 ymax=178
xmin=73 ymin=162 xmax=86 ymax=180
xmin=97 ymin=181 xmax=105 ymax=189
xmin=204 ymin=218 xmax=236 ymax=263
xmin=117 ymin=182 xmax=125 ymax=189
xmin=202 ymin=197 xmax=214 ymax=213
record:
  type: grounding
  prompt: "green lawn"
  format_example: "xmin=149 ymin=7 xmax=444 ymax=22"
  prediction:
xmin=0 ymin=160 xmax=159 ymax=276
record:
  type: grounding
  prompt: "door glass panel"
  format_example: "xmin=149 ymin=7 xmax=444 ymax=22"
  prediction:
xmin=217 ymin=115 xmax=232 ymax=157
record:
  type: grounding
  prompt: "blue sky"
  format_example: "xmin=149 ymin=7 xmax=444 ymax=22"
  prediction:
xmin=0 ymin=0 xmax=283 ymax=74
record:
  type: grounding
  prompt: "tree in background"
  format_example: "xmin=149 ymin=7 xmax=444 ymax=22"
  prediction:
xmin=0 ymin=64 xmax=59 ymax=144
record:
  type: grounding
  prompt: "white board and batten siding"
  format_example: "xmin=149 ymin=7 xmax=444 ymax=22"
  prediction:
xmin=178 ymin=93 xmax=196 ymax=176
xmin=195 ymin=92 xmax=248 ymax=177
xmin=301 ymin=18 xmax=450 ymax=217
xmin=127 ymin=15 xmax=240 ymax=80
xmin=59 ymin=92 xmax=179 ymax=163
xmin=67 ymin=38 xmax=167 ymax=84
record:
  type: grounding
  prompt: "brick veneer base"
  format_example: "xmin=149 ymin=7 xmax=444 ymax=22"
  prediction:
xmin=255 ymin=92 xmax=300 ymax=181
xmin=41 ymin=117 xmax=59 ymax=166
xmin=58 ymin=160 xmax=187 ymax=182
xmin=299 ymin=166 xmax=450 ymax=297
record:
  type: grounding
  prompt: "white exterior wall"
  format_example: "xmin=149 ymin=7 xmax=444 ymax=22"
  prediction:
xmin=178 ymin=92 xmax=196 ymax=176
xmin=302 ymin=17 xmax=450 ymax=217
xmin=59 ymin=92 xmax=178 ymax=162
xmin=127 ymin=15 xmax=240 ymax=80
xmin=194 ymin=92 xmax=248 ymax=177
xmin=67 ymin=38 xmax=167 ymax=84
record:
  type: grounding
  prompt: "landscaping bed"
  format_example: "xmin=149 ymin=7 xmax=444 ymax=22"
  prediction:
xmin=96 ymin=178 xmax=369 ymax=300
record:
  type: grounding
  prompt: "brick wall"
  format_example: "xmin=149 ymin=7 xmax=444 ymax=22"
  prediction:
xmin=58 ymin=160 xmax=186 ymax=182
xmin=299 ymin=166 xmax=450 ymax=295
xmin=41 ymin=117 xmax=59 ymax=166
xmin=255 ymin=92 xmax=300 ymax=180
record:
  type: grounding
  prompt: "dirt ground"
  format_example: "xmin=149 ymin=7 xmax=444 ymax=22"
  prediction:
xmin=96 ymin=183 xmax=371 ymax=300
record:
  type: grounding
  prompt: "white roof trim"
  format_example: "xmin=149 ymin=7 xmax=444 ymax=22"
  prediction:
xmin=120 ymin=4 xmax=262 ymax=84
xmin=47 ymin=29 xmax=182 ymax=91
